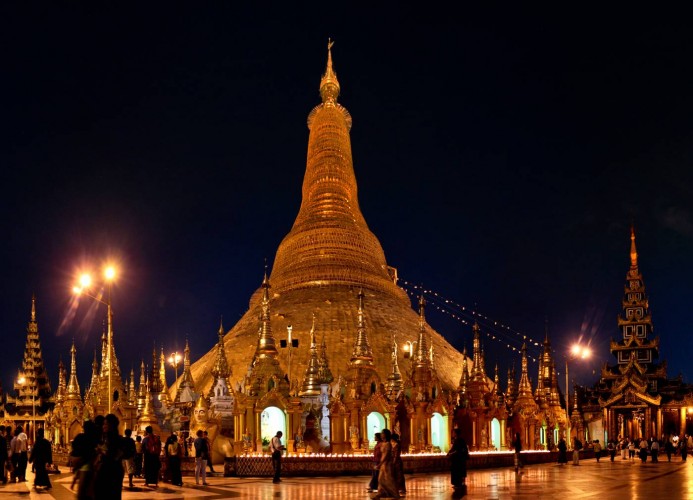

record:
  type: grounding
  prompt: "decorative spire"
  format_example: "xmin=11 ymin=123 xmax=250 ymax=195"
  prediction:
xmin=208 ymin=320 xmax=230 ymax=399
xmin=256 ymin=270 xmax=279 ymax=358
xmin=85 ymin=350 xmax=100 ymax=406
xmin=630 ymin=225 xmax=638 ymax=268
xmin=178 ymin=339 xmax=198 ymax=403
xmin=128 ymin=368 xmax=137 ymax=406
xmin=317 ymin=331 xmax=334 ymax=384
xmin=299 ymin=313 xmax=322 ymax=396
xmin=66 ymin=341 xmax=81 ymax=398
xmin=269 ymin=42 xmax=405 ymax=301
xmin=517 ymin=343 xmax=533 ymax=398
xmin=137 ymin=359 xmax=147 ymax=412
xmin=350 ymin=289 xmax=374 ymax=363
xmin=56 ymin=358 xmax=66 ymax=403
xmin=12 ymin=295 xmax=52 ymax=414
xmin=415 ymin=295 xmax=429 ymax=365
xmin=385 ymin=334 xmax=403 ymax=397
xmin=320 ymin=38 xmax=340 ymax=104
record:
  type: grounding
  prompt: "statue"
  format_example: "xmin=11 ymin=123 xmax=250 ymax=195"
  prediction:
xmin=242 ymin=428 xmax=252 ymax=452
xmin=189 ymin=396 xmax=234 ymax=464
xmin=349 ymin=425 xmax=360 ymax=451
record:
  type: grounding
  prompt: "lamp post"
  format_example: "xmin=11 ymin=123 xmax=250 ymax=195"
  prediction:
xmin=402 ymin=340 xmax=417 ymax=378
xmin=73 ymin=265 xmax=117 ymax=412
xmin=168 ymin=351 xmax=182 ymax=395
xmin=565 ymin=344 xmax=591 ymax=448
xmin=17 ymin=376 xmax=35 ymax=443
xmin=280 ymin=325 xmax=299 ymax=392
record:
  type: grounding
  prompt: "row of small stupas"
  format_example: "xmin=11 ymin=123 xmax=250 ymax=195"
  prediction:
xmin=2 ymin=229 xmax=691 ymax=454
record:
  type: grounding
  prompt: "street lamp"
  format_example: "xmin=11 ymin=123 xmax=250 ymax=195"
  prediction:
xmin=280 ymin=324 xmax=299 ymax=392
xmin=17 ymin=376 xmax=35 ymax=443
xmin=73 ymin=265 xmax=117 ymax=412
xmin=565 ymin=344 xmax=591 ymax=447
xmin=168 ymin=351 xmax=182 ymax=395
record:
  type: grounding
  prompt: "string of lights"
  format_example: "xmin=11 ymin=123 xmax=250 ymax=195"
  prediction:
xmin=400 ymin=280 xmax=542 ymax=363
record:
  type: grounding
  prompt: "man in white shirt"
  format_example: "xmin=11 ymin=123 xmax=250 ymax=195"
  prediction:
xmin=10 ymin=427 xmax=28 ymax=482
xmin=270 ymin=431 xmax=285 ymax=483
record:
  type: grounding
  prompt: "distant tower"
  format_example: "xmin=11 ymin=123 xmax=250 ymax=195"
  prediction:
xmin=10 ymin=295 xmax=54 ymax=416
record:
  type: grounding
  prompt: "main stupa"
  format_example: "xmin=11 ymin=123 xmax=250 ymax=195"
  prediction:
xmin=189 ymin=42 xmax=465 ymax=395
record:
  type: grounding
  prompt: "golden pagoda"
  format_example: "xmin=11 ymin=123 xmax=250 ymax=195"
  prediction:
xmin=188 ymin=41 xmax=467 ymax=453
xmin=191 ymin=40 xmax=465 ymax=392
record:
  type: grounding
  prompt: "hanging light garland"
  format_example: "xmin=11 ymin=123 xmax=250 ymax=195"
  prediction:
xmin=400 ymin=280 xmax=542 ymax=363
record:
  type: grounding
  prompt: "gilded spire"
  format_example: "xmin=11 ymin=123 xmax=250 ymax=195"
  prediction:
xmin=31 ymin=293 xmax=36 ymax=323
xmin=208 ymin=320 xmax=230 ymax=399
xmin=350 ymin=289 xmax=374 ymax=363
xmin=56 ymin=358 xmax=66 ymax=403
xmin=269 ymin=42 xmax=406 ymax=301
xmin=158 ymin=347 xmax=171 ymax=405
xmin=317 ymin=331 xmax=334 ymax=384
xmin=178 ymin=339 xmax=198 ymax=403
xmin=137 ymin=359 xmax=147 ymax=412
xmin=517 ymin=343 xmax=533 ymax=398
xmin=630 ymin=225 xmax=638 ymax=268
xmin=415 ymin=295 xmax=429 ymax=365
xmin=256 ymin=270 xmax=279 ymax=358
xmin=128 ymin=368 xmax=137 ymax=406
xmin=299 ymin=314 xmax=322 ymax=396
xmin=67 ymin=341 xmax=81 ymax=398
xmin=385 ymin=334 xmax=403 ymax=397
xmin=212 ymin=318 xmax=230 ymax=379
xmin=320 ymin=38 xmax=340 ymax=104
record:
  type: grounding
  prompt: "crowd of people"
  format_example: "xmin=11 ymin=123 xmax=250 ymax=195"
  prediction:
xmin=610 ymin=435 xmax=692 ymax=463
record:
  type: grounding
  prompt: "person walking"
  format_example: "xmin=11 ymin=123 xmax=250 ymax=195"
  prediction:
xmin=650 ymin=439 xmax=660 ymax=462
xmin=391 ymin=433 xmax=406 ymax=496
xmin=593 ymin=440 xmax=602 ymax=462
xmin=664 ymin=439 xmax=674 ymax=462
xmin=681 ymin=439 xmax=688 ymax=462
xmin=142 ymin=426 xmax=161 ymax=488
xmin=193 ymin=430 xmax=209 ymax=486
xmin=572 ymin=437 xmax=582 ymax=465
xmin=639 ymin=438 xmax=648 ymax=462
xmin=607 ymin=440 xmax=616 ymax=462
xmin=373 ymin=428 xmax=399 ymax=499
xmin=167 ymin=434 xmax=183 ymax=486
xmin=29 ymin=428 xmax=52 ymax=491
xmin=122 ymin=429 xmax=136 ymax=489
xmin=270 ymin=431 xmax=286 ymax=484
xmin=93 ymin=414 xmax=125 ymax=500
xmin=628 ymin=440 xmax=635 ymax=460
xmin=448 ymin=428 xmax=470 ymax=493
xmin=133 ymin=436 xmax=143 ymax=477
xmin=367 ymin=433 xmax=382 ymax=493
xmin=512 ymin=432 xmax=523 ymax=472
xmin=71 ymin=419 xmax=99 ymax=500
xmin=557 ymin=437 xmax=568 ymax=464
xmin=203 ymin=431 xmax=216 ymax=474
xmin=0 ymin=425 xmax=7 ymax=484
xmin=11 ymin=427 xmax=28 ymax=482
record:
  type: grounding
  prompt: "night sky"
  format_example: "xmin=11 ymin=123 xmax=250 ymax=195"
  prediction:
xmin=2 ymin=5 xmax=692 ymax=399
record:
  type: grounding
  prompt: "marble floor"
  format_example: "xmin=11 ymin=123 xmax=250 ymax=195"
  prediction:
xmin=1 ymin=455 xmax=691 ymax=499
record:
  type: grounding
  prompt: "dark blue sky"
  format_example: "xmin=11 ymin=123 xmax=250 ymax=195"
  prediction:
xmin=1 ymin=4 xmax=691 ymax=397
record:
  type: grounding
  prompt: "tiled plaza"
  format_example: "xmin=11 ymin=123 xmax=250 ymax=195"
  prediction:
xmin=1 ymin=456 xmax=692 ymax=499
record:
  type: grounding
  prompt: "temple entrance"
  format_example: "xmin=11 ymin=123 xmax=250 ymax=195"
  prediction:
xmin=260 ymin=406 xmax=286 ymax=444
xmin=431 ymin=412 xmax=449 ymax=452
xmin=616 ymin=408 xmax=645 ymax=440
xmin=490 ymin=418 xmax=501 ymax=451
xmin=367 ymin=412 xmax=386 ymax=446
